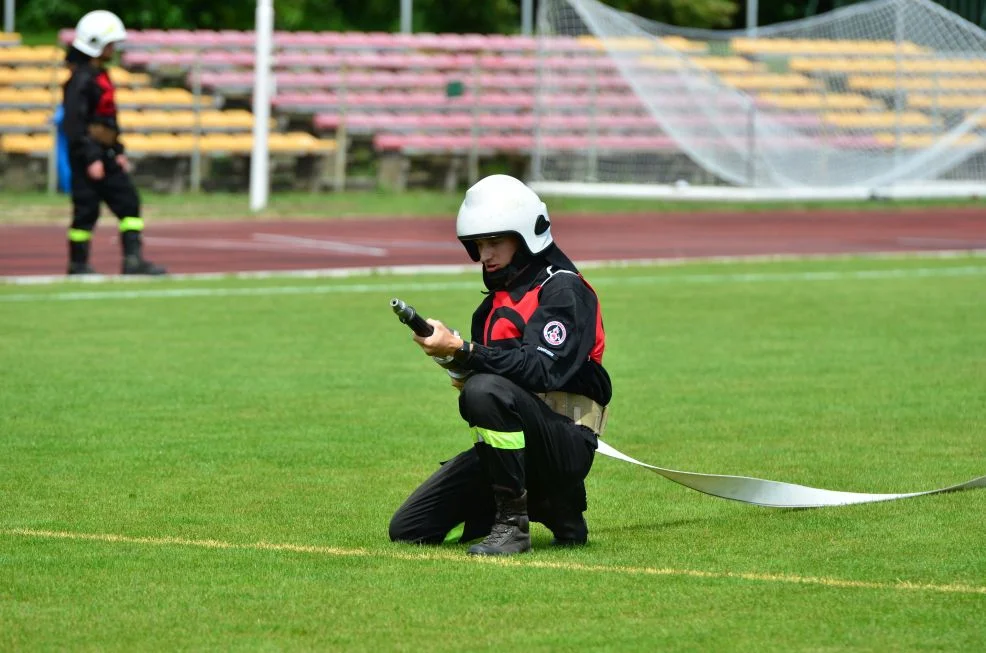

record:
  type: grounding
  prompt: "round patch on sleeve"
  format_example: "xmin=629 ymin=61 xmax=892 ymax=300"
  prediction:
xmin=542 ymin=321 xmax=567 ymax=346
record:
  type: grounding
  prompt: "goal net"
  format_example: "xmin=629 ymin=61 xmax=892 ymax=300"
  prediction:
xmin=530 ymin=0 xmax=986 ymax=199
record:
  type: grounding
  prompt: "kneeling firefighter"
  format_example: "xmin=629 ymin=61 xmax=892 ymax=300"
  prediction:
xmin=389 ymin=174 xmax=613 ymax=556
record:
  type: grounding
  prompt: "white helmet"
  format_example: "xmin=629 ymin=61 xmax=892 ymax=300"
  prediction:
xmin=72 ymin=10 xmax=127 ymax=57
xmin=456 ymin=174 xmax=552 ymax=262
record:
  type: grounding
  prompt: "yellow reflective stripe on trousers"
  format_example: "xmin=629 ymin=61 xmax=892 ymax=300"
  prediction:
xmin=473 ymin=428 xmax=525 ymax=450
xmin=443 ymin=522 xmax=465 ymax=544
xmin=119 ymin=217 xmax=144 ymax=232
xmin=68 ymin=229 xmax=92 ymax=242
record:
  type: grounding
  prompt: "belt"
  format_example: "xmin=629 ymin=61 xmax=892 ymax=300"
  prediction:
xmin=536 ymin=391 xmax=609 ymax=436
xmin=87 ymin=123 xmax=118 ymax=147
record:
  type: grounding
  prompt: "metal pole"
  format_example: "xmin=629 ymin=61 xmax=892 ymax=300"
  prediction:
xmin=334 ymin=62 xmax=348 ymax=192
xmin=530 ymin=23 xmax=545 ymax=181
xmin=4 ymin=0 xmax=13 ymax=33
xmin=522 ymin=0 xmax=533 ymax=36
xmin=47 ymin=60 xmax=57 ymax=194
xmin=191 ymin=49 xmax=203 ymax=193
xmin=250 ymin=0 xmax=274 ymax=212
xmin=587 ymin=64 xmax=598 ymax=182
xmin=400 ymin=0 xmax=412 ymax=34
xmin=820 ymin=85 xmax=829 ymax=184
xmin=468 ymin=58 xmax=480 ymax=185
xmin=746 ymin=0 xmax=758 ymax=38
xmin=894 ymin=1 xmax=903 ymax=167
xmin=746 ymin=100 xmax=757 ymax=185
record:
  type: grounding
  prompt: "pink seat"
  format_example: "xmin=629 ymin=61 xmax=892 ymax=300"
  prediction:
xmin=278 ymin=52 xmax=342 ymax=69
xmin=205 ymin=51 xmax=254 ymax=67
xmin=479 ymin=134 xmax=532 ymax=151
xmin=122 ymin=52 xmax=152 ymax=67
xmin=216 ymin=31 xmax=255 ymax=48
xmin=415 ymin=34 xmax=448 ymax=50
xmin=374 ymin=134 xmax=404 ymax=151
xmin=479 ymin=114 xmax=532 ymax=130
xmin=136 ymin=30 xmax=169 ymax=48
xmin=541 ymin=136 xmax=585 ymax=151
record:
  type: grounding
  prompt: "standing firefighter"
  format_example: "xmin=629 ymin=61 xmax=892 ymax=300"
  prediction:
xmin=389 ymin=174 xmax=612 ymax=556
xmin=62 ymin=10 xmax=166 ymax=276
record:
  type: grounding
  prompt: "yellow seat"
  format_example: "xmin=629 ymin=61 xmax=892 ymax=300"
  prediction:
xmin=200 ymin=109 xmax=274 ymax=131
xmin=118 ymin=88 xmax=210 ymax=108
xmin=272 ymin=132 xmax=337 ymax=154
xmin=199 ymin=133 xmax=248 ymax=153
xmin=120 ymin=133 xmax=197 ymax=154
xmin=0 ymin=109 xmax=50 ymax=129
xmin=637 ymin=55 xmax=683 ymax=71
xmin=721 ymin=73 xmax=819 ymax=90
xmin=201 ymin=109 xmax=250 ymax=130
xmin=115 ymin=109 xmax=274 ymax=133
xmin=757 ymin=92 xmax=882 ymax=111
xmin=0 ymin=46 xmax=64 ymax=65
xmin=694 ymin=56 xmax=762 ymax=73
xmin=658 ymin=35 xmax=707 ymax=54
xmin=576 ymin=35 xmax=656 ymax=53
xmin=118 ymin=109 xmax=185 ymax=130
xmin=0 ymin=66 xmax=68 ymax=86
xmin=908 ymin=94 xmax=986 ymax=111
xmin=0 ymin=65 xmax=149 ymax=88
xmin=0 ymin=87 xmax=58 ymax=107
xmin=1 ymin=132 xmax=52 ymax=154
xmin=789 ymin=57 xmax=900 ymax=75
xmin=730 ymin=37 xmax=929 ymax=56
xmin=875 ymin=132 xmax=983 ymax=148
xmin=155 ymin=88 xmax=197 ymax=105
xmin=823 ymin=111 xmax=934 ymax=129
xmin=851 ymin=75 xmax=986 ymax=92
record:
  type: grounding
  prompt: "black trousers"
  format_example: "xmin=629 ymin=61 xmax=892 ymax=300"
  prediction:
xmin=389 ymin=374 xmax=598 ymax=544
xmin=70 ymin=153 xmax=141 ymax=233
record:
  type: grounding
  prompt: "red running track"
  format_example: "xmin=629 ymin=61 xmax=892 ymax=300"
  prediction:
xmin=2 ymin=209 xmax=985 ymax=277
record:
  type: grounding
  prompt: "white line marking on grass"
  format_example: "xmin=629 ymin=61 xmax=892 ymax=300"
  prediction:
xmin=3 ymin=249 xmax=985 ymax=287
xmin=1 ymin=265 xmax=984 ymax=303
xmin=3 ymin=528 xmax=984 ymax=596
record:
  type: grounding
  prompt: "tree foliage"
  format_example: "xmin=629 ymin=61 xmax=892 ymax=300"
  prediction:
xmin=19 ymin=0 xmax=742 ymax=34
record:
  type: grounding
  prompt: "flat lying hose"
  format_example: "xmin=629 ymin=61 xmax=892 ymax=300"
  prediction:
xmin=596 ymin=439 xmax=986 ymax=508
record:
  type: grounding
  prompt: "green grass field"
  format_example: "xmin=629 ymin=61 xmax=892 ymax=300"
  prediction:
xmin=2 ymin=254 xmax=985 ymax=651
xmin=2 ymin=189 xmax=985 ymax=224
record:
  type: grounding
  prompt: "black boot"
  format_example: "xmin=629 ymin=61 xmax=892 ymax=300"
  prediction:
xmin=467 ymin=488 xmax=531 ymax=556
xmin=120 ymin=230 xmax=167 ymax=276
xmin=67 ymin=240 xmax=97 ymax=275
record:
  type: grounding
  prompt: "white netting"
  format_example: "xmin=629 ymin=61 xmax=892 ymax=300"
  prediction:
xmin=532 ymin=0 xmax=986 ymax=194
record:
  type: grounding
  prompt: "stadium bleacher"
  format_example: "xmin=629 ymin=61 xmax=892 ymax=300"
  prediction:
xmin=1 ymin=28 xmax=984 ymax=191
xmin=0 ymin=32 xmax=339 ymax=191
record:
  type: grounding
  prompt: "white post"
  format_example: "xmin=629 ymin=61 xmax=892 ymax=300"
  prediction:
xmin=191 ymin=48 xmax=203 ymax=193
xmin=587 ymin=64 xmax=598 ymax=182
xmin=3 ymin=0 xmax=13 ymax=33
xmin=746 ymin=99 xmax=757 ymax=185
xmin=521 ymin=0 xmax=533 ymax=36
xmin=400 ymin=0 xmax=412 ymax=34
xmin=250 ymin=0 xmax=274 ymax=212
xmin=893 ymin=1 xmax=903 ymax=167
xmin=468 ymin=59 xmax=480 ymax=185
xmin=530 ymin=25 xmax=545 ymax=181
xmin=746 ymin=0 xmax=757 ymax=37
